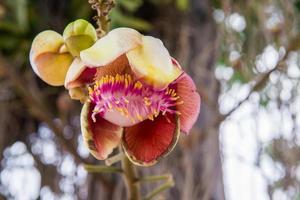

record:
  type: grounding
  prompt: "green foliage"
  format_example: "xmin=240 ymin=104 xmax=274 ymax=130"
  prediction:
xmin=116 ymin=0 xmax=143 ymax=12
xmin=3 ymin=0 xmax=29 ymax=33
xmin=230 ymin=70 xmax=247 ymax=84
xmin=110 ymin=8 xmax=152 ymax=31
xmin=259 ymin=96 xmax=269 ymax=107
xmin=175 ymin=0 xmax=189 ymax=11
xmin=111 ymin=0 xmax=154 ymax=32
xmin=295 ymin=0 xmax=300 ymax=13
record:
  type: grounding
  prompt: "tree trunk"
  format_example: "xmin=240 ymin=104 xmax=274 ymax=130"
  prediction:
xmin=151 ymin=1 xmax=225 ymax=199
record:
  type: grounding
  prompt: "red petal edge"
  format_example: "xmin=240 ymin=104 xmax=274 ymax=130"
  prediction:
xmin=122 ymin=114 xmax=180 ymax=166
xmin=81 ymin=102 xmax=123 ymax=160
xmin=172 ymin=73 xmax=201 ymax=134
xmin=68 ymin=67 xmax=97 ymax=88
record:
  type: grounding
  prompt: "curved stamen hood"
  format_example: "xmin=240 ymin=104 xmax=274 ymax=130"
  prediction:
xmin=89 ymin=74 xmax=182 ymax=127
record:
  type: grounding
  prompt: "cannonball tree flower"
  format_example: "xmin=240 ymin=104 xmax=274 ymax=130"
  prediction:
xmin=30 ymin=20 xmax=201 ymax=166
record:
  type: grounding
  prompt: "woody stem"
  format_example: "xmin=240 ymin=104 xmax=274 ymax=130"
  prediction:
xmin=120 ymin=146 xmax=141 ymax=200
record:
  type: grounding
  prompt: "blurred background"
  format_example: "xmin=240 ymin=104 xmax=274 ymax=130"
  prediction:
xmin=0 ymin=0 xmax=300 ymax=199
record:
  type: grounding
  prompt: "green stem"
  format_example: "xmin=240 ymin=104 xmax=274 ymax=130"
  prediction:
xmin=143 ymin=175 xmax=174 ymax=200
xmin=139 ymin=173 xmax=172 ymax=183
xmin=105 ymin=152 xmax=125 ymax=166
xmin=84 ymin=164 xmax=122 ymax=173
xmin=121 ymin=149 xmax=141 ymax=200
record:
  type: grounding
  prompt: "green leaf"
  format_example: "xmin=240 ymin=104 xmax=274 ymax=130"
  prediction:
xmin=0 ymin=34 xmax=19 ymax=50
xmin=110 ymin=9 xmax=152 ymax=32
xmin=117 ymin=0 xmax=143 ymax=12
xmin=15 ymin=0 xmax=28 ymax=32
xmin=0 ymin=22 xmax=20 ymax=33
xmin=5 ymin=0 xmax=29 ymax=33
xmin=295 ymin=0 xmax=300 ymax=13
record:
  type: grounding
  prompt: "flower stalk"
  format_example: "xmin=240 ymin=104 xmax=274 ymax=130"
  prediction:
xmin=84 ymin=164 xmax=123 ymax=173
xmin=139 ymin=173 xmax=172 ymax=183
xmin=88 ymin=0 xmax=115 ymax=37
xmin=105 ymin=152 xmax=125 ymax=166
xmin=143 ymin=179 xmax=174 ymax=200
xmin=120 ymin=147 xmax=141 ymax=200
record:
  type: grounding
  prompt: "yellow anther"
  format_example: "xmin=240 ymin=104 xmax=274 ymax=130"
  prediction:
xmin=95 ymin=81 xmax=100 ymax=87
xmin=175 ymin=111 xmax=181 ymax=115
xmin=127 ymin=74 xmax=132 ymax=82
xmin=130 ymin=116 xmax=136 ymax=123
xmin=88 ymin=87 xmax=93 ymax=94
xmin=134 ymin=81 xmax=143 ymax=89
xmin=171 ymin=96 xmax=180 ymax=100
xmin=124 ymin=98 xmax=129 ymax=104
xmin=109 ymin=76 xmax=114 ymax=84
xmin=136 ymin=113 xmax=143 ymax=121
xmin=148 ymin=115 xmax=154 ymax=121
xmin=123 ymin=108 xmax=129 ymax=117
xmin=154 ymin=110 xmax=159 ymax=117
xmin=176 ymin=101 xmax=184 ymax=105
xmin=144 ymin=97 xmax=151 ymax=106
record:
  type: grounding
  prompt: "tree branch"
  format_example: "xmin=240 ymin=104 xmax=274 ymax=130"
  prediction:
xmin=88 ymin=0 xmax=115 ymax=37
xmin=220 ymin=54 xmax=288 ymax=121
xmin=0 ymin=55 xmax=85 ymax=164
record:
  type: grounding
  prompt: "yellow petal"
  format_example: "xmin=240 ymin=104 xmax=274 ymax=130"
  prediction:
xmin=80 ymin=27 xmax=142 ymax=66
xmin=63 ymin=19 xmax=97 ymax=56
xmin=34 ymin=53 xmax=73 ymax=86
xmin=29 ymin=30 xmax=73 ymax=86
xmin=126 ymin=36 xmax=182 ymax=89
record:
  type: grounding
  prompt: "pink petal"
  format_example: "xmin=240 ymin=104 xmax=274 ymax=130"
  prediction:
xmin=173 ymin=73 xmax=201 ymax=134
xmin=81 ymin=102 xmax=123 ymax=160
xmin=122 ymin=114 xmax=180 ymax=166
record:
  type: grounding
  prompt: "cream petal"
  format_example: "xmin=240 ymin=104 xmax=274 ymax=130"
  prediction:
xmin=126 ymin=36 xmax=182 ymax=89
xmin=80 ymin=27 xmax=142 ymax=67
xmin=65 ymin=58 xmax=87 ymax=88
xmin=29 ymin=30 xmax=73 ymax=86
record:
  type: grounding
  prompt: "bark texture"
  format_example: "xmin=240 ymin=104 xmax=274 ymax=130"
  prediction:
xmin=146 ymin=1 xmax=225 ymax=199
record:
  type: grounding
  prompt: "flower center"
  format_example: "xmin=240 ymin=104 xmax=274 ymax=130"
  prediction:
xmin=89 ymin=74 xmax=182 ymax=127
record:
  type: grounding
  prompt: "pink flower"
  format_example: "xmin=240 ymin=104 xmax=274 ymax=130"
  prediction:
xmin=30 ymin=20 xmax=200 ymax=166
